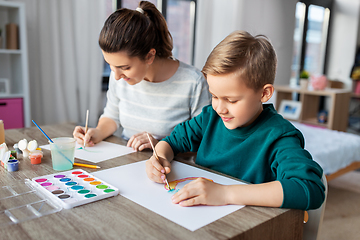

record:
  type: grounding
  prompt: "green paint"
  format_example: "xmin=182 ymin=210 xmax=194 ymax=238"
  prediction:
xmin=84 ymin=193 xmax=97 ymax=198
xmin=104 ymin=189 xmax=115 ymax=193
xmin=77 ymin=147 xmax=102 ymax=153
xmin=78 ymin=189 xmax=91 ymax=194
xmin=96 ymin=185 xmax=108 ymax=189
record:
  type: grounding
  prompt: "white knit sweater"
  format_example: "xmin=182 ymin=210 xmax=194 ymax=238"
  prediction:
xmin=101 ymin=61 xmax=211 ymax=140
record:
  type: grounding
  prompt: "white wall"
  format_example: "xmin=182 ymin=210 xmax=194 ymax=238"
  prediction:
xmin=327 ymin=0 xmax=360 ymax=90
xmin=195 ymin=0 xmax=360 ymax=91
xmin=194 ymin=0 xmax=297 ymax=86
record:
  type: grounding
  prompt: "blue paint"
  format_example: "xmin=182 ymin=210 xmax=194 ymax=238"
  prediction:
xmin=60 ymin=178 xmax=71 ymax=182
xmin=71 ymin=185 xmax=84 ymax=191
xmin=65 ymin=181 xmax=77 ymax=186
xmin=7 ymin=159 xmax=19 ymax=172
xmin=168 ymin=189 xmax=179 ymax=193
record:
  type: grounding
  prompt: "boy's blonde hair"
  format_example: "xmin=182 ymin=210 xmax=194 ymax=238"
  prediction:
xmin=202 ymin=31 xmax=277 ymax=90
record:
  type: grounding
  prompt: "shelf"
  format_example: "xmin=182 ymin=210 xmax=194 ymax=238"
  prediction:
xmin=0 ymin=93 xmax=25 ymax=98
xmin=0 ymin=2 xmax=30 ymax=128
xmin=301 ymin=118 xmax=327 ymax=128
xmin=0 ymin=49 xmax=22 ymax=54
xmin=274 ymin=85 xmax=351 ymax=132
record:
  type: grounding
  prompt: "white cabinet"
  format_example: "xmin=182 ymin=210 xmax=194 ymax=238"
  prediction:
xmin=0 ymin=1 xmax=30 ymax=128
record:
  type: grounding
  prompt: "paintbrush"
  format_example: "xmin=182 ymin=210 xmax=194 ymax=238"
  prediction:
xmin=84 ymin=109 xmax=89 ymax=149
xmin=32 ymin=120 xmax=73 ymax=165
xmin=146 ymin=133 xmax=171 ymax=190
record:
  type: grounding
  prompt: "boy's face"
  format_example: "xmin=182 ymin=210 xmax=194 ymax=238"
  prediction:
xmin=207 ymin=73 xmax=265 ymax=129
xmin=102 ymin=50 xmax=153 ymax=85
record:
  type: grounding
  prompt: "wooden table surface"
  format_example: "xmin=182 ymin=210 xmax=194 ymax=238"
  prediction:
xmin=1 ymin=123 xmax=303 ymax=240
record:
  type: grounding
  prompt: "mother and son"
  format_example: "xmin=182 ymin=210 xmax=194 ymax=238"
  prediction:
xmin=73 ymin=1 xmax=325 ymax=211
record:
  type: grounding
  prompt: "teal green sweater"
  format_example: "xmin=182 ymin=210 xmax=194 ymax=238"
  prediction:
xmin=163 ymin=104 xmax=325 ymax=210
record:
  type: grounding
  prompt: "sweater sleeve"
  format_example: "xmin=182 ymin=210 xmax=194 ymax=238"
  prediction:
xmin=100 ymin=72 xmax=120 ymax=128
xmin=271 ymin=132 xmax=325 ymax=210
xmin=163 ymin=109 xmax=205 ymax=155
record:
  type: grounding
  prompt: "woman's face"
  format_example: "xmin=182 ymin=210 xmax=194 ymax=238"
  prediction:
xmin=102 ymin=50 xmax=153 ymax=85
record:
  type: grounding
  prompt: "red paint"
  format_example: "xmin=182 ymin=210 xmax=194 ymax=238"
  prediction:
xmin=77 ymin=174 xmax=89 ymax=178
xmin=72 ymin=171 xmax=83 ymax=175
xmin=29 ymin=153 xmax=42 ymax=164
xmin=35 ymin=178 xmax=47 ymax=183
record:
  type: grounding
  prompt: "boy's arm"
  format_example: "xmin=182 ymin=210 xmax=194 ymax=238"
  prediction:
xmin=172 ymin=179 xmax=284 ymax=207
xmin=226 ymin=181 xmax=283 ymax=207
xmin=146 ymin=141 xmax=174 ymax=183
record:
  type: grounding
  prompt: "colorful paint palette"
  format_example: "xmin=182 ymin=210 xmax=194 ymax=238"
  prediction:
xmin=31 ymin=170 xmax=119 ymax=209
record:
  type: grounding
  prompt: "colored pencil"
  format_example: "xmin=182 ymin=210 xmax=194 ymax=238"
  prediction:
xmin=84 ymin=109 xmax=89 ymax=149
xmin=73 ymin=162 xmax=100 ymax=169
xmin=146 ymin=133 xmax=171 ymax=190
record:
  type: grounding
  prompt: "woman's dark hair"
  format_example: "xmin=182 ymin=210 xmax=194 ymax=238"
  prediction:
xmin=99 ymin=1 xmax=173 ymax=60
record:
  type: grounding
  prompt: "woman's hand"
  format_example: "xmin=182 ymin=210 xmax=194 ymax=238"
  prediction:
xmin=127 ymin=132 xmax=159 ymax=151
xmin=145 ymin=155 xmax=171 ymax=183
xmin=73 ymin=126 xmax=103 ymax=147
xmin=171 ymin=178 xmax=229 ymax=206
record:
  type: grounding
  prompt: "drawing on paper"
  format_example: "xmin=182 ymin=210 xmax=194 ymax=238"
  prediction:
xmin=165 ymin=177 xmax=214 ymax=192
xmin=77 ymin=147 xmax=101 ymax=153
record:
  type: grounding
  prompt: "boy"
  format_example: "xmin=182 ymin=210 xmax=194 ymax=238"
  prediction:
xmin=145 ymin=31 xmax=325 ymax=210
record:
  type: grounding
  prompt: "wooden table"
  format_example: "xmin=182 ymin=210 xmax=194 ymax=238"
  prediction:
xmin=1 ymin=123 xmax=303 ymax=240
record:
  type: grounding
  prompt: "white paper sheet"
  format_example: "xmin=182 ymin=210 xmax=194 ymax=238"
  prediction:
xmin=40 ymin=141 xmax=135 ymax=163
xmin=93 ymin=160 xmax=245 ymax=231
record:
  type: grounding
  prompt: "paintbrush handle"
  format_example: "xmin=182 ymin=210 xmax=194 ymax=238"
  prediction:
xmin=146 ymin=133 xmax=171 ymax=189
xmin=83 ymin=110 xmax=89 ymax=148
xmin=32 ymin=120 xmax=53 ymax=143
xmin=32 ymin=120 xmax=73 ymax=165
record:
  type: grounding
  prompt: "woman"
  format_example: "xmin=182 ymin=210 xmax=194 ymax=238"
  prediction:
xmin=73 ymin=1 xmax=210 ymax=151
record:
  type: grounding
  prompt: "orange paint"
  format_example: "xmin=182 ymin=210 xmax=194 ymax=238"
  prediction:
xmin=29 ymin=153 xmax=42 ymax=164
xmin=84 ymin=177 xmax=95 ymax=182
xmin=90 ymin=181 xmax=102 ymax=185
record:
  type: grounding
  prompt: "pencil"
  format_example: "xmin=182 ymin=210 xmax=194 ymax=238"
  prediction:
xmin=73 ymin=162 xmax=100 ymax=169
xmin=146 ymin=133 xmax=171 ymax=190
xmin=84 ymin=109 xmax=89 ymax=149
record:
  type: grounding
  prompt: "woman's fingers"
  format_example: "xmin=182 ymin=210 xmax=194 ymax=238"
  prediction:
xmin=127 ymin=132 xmax=159 ymax=151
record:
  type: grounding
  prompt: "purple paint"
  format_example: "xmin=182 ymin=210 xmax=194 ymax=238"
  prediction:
xmin=54 ymin=175 xmax=66 ymax=179
xmin=40 ymin=182 xmax=52 ymax=187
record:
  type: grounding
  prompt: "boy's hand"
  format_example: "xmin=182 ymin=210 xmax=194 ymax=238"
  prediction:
xmin=127 ymin=132 xmax=159 ymax=151
xmin=73 ymin=126 xmax=102 ymax=147
xmin=145 ymin=155 xmax=171 ymax=183
xmin=171 ymin=178 xmax=228 ymax=206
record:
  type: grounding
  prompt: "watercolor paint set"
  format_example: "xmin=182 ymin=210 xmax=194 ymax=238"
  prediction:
xmin=31 ymin=170 xmax=119 ymax=209
xmin=0 ymin=170 xmax=119 ymax=227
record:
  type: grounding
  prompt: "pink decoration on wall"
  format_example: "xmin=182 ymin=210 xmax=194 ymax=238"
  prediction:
xmin=311 ymin=75 xmax=328 ymax=90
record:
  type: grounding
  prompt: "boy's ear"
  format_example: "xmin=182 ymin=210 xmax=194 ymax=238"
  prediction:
xmin=145 ymin=48 xmax=156 ymax=64
xmin=260 ymin=84 xmax=274 ymax=103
